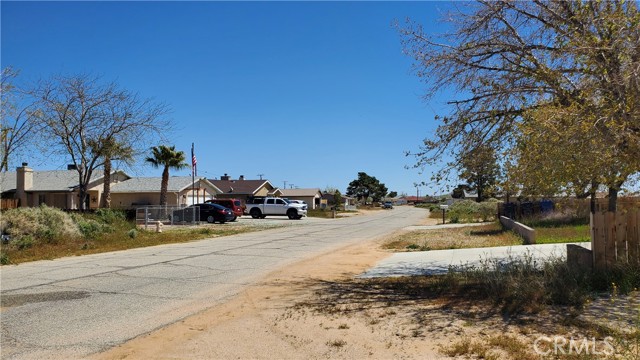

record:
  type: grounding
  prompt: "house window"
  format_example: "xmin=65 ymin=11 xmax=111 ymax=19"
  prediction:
xmin=38 ymin=194 xmax=46 ymax=205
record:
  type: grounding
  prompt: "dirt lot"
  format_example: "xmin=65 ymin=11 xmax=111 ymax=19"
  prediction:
xmin=95 ymin=216 xmax=636 ymax=360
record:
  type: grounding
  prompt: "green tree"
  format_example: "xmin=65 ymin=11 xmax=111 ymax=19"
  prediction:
xmin=457 ymin=143 xmax=501 ymax=202
xmin=346 ymin=172 xmax=388 ymax=204
xmin=400 ymin=0 xmax=640 ymax=211
xmin=333 ymin=190 xmax=343 ymax=210
xmin=145 ymin=145 xmax=188 ymax=206
xmin=388 ymin=191 xmax=398 ymax=198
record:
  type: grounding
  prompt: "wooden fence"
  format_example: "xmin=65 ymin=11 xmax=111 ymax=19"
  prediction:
xmin=591 ymin=209 xmax=640 ymax=270
xmin=1 ymin=198 xmax=18 ymax=210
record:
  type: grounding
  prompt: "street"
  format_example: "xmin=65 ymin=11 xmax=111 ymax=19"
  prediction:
xmin=0 ymin=207 xmax=426 ymax=359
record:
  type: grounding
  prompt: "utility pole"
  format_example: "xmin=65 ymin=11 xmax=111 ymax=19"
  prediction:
xmin=283 ymin=180 xmax=287 ymax=189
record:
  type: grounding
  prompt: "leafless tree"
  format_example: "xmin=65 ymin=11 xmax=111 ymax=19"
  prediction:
xmin=31 ymin=74 xmax=171 ymax=210
xmin=1 ymin=67 xmax=37 ymax=172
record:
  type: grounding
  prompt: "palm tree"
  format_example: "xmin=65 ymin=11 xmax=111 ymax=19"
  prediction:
xmin=145 ymin=145 xmax=188 ymax=206
xmin=99 ymin=138 xmax=134 ymax=208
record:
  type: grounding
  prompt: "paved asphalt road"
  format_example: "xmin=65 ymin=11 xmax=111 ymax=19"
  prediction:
xmin=0 ymin=207 xmax=426 ymax=360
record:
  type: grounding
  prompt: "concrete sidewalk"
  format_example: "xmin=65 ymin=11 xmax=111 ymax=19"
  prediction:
xmin=360 ymin=242 xmax=591 ymax=278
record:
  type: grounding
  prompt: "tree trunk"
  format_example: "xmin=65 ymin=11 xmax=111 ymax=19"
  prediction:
xmin=77 ymin=170 xmax=87 ymax=211
xmin=608 ymin=186 xmax=619 ymax=213
xmin=160 ymin=166 xmax=169 ymax=206
xmin=101 ymin=157 xmax=112 ymax=208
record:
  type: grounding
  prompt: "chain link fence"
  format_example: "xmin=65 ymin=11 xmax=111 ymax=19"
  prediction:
xmin=136 ymin=206 xmax=201 ymax=229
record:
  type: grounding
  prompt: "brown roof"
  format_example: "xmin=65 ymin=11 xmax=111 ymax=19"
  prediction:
xmin=281 ymin=188 xmax=322 ymax=197
xmin=209 ymin=179 xmax=274 ymax=195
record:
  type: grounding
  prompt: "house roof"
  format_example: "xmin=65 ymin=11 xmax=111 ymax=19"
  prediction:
xmin=281 ymin=188 xmax=322 ymax=197
xmin=322 ymin=193 xmax=354 ymax=201
xmin=463 ymin=190 xmax=479 ymax=198
xmin=111 ymin=176 xmax=220 ymax=193
xmin=209 ymin=179 xmax=275 ymax=195
xmin=0 ymin=169 xmax=127 ymax=193
xmin=0 ymin=172 xmax=17 ymax=193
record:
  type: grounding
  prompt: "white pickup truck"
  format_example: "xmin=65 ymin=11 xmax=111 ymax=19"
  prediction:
xmin=245 ymin=197 xmax=307 ymax=220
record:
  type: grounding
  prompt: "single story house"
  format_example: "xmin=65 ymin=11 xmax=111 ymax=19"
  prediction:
xmin=209 ymin=174 xmax=282 ymax=204
xmin=1 ymin=163 xmax=130 ymax=210
xmin=321 ymin=192 xmax=356 ymax=209
xmin=0 ymin=163 xmax=221 ymax=210
xmin=109 ymin=176 xmax=221 ymax=208
xmin=281 ymin=188 xmax=323 ymax=210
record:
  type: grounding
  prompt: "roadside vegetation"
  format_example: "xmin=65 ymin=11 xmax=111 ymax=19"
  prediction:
xmin=296 ymin=255 xmax=640 ymax=359
xmin=521 ymin=211 xmax=591 ymax=244
xmin=419 ymin=201 xmax=590 ymax=245
xmin=384 ymin=222 xmax=522 ymax=252
xmin=423 ymin=200 xmax=499 ymax=223
xmin=0 ymin=205 xmax=269 ymax=265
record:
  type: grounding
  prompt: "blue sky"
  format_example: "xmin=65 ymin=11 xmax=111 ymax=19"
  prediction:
xmin=1 ymin=1 xmax=456 ymax=196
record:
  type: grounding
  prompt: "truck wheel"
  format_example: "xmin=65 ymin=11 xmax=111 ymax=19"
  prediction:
xmin=296 ymin=215 xmax=303 ymax=220
xmin=287 ymin=209 xmax=297 ymax=220
xmin=250 ymin=208 xmax=262 ymax=219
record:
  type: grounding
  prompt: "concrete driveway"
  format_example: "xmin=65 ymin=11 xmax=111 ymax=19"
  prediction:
xmin=360 ymin=242 xmax=591 ymax=278
xmin=0 ymin=206 xmax=426 ymax=360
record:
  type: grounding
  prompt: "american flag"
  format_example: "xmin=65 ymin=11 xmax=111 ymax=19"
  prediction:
xmin=191 ymin=144 xmax=197 ymax=176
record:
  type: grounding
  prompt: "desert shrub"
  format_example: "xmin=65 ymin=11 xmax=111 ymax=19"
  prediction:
xmin=14 ymin=235 xmax=35 ymax=250
xmin=1 ymin=205 xmax=80 ymax=243
xmin=94 ymin=208 xmax=126 ymax=224
xmin=448 ymin=200 xmax=480 ymax=223
xmin=0 ymin=251 xmax=9 ymax=265
xmin=76 ymin=219 xmax=106 ymax=239
xmin=447 ymin=200 xmax=499 ymax=223
xmin=441 ymin=253 xmax=640 ymax=314
xmin=127 ymin=229 xmax=138 ymax=239
xmin=478 ymin=199 xmax=499 ymax=221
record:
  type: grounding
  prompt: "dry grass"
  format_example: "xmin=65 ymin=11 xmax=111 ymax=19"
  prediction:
xmin=293 ymin=274 xmax=638 ymax=359
xmin=1 ymin=224 xmax=269 ymax=264
xmin=383 ymin=222 xmax=522 ymax=251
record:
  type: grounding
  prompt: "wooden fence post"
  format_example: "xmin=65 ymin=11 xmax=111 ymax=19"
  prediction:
xmin=616 ymin=210 xmax=627 ymax=263
xmin=604 ymin=212 xmax=617 ymax=267
xmin=629 ymin=209 xmax=640 ymax=266
xmin=592 ymin=212 xmax=606 ymax=270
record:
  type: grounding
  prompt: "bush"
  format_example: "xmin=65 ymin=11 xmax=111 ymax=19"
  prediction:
xmin=76 ymin=219 xmax=108 ymax=239
xmin=95 ymin=209 xmax=126 ymax=224
xmin=14 ymin=235 xmax=35 ymax=250
xmin=128 ymin=229 xmax=138 ymax=239
xmin=0 ymin=251 xmax=9 ymax=265
xmin=1 ymin=205 xmax=80 ymax=243
xmin=441 ymin=253 xmax=640 ymax=315
xmin=447 ymin=200 xmax=499 ymax=223
xmin=478 ymin=199 xmax=499 ymax=221
xmin=448 ymin=200 xmax=480 ymax=223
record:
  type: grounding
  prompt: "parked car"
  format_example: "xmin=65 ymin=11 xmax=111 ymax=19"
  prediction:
xmin=382 ymin=201 xmax=394 ymax=209
xmin=172 ymin=203 xmax=235 ymax=224
xmin=205 ymin=198 xmax=243 ymax=221
xmin=245 ymin=197 xmax=307 ymax=219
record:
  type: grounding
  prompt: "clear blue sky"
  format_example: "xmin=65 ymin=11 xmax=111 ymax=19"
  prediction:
xmin=2 ymin=1 xmax=456 ymax=197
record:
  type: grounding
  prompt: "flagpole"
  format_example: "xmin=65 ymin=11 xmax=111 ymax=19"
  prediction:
xmin=191 ymin=143 xmax=195 ymax=206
